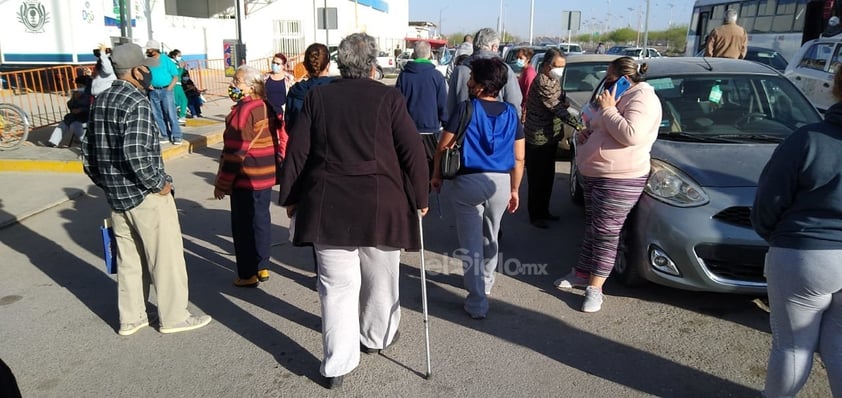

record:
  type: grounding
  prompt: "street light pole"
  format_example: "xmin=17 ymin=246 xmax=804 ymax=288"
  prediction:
xmin=643 ymin=0 xmax=651 ymax=57
xmin=529 ymin=0 xmax=535 ymax=45
xmin=498 ymin=0 xmax=503 ymax=33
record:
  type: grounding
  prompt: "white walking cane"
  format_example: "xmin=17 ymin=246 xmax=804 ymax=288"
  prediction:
xmin=417 ymin=210 xmax=432 ymax=379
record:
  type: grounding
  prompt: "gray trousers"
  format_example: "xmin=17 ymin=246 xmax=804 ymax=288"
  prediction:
xmin=313 ymin=244 xmax=401 ymax=377
xmin=764 ymin=247 xmax=842 ymax=397
xmin=450 ymin=172 xmax=511 ymax=317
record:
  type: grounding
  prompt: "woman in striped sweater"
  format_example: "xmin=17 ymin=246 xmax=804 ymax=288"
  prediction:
xmin=214 ymin=65 xmax=287 ymax=287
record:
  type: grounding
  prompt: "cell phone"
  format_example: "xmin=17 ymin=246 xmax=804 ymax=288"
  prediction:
xmin=612 ymin=76 xmax=631 ymax=100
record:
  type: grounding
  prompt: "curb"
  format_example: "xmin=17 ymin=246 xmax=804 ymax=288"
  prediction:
xmin=0 ymin=130 xmax=224 ymax=173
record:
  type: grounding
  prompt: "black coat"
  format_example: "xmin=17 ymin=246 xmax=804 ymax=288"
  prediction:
xmin=278 ymin=78 xmax=429 ymax=250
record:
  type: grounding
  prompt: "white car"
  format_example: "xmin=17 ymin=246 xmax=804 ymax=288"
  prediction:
xmin=784 ymin=35 xmax=841 ymax=112
xmin=556 ymin=43 xmax=585 ymax=55
xmin=620 ymin=47 xmax=662 ymax=59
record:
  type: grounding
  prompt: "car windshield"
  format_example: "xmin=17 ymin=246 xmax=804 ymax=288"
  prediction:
xmin=561 ymin=44 xmax=582 ymax=53
xmin=596 ymin=75 xmax=823 ymax=141
xmin=562 ymin=62 xmax=610 ymax=93
xmin=746 ymin=50 xmax=788 ymax=71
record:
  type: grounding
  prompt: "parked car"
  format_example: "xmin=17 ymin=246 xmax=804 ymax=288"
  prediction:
xmin=620 ymin=47 xmax=662 ymax=59
xmin=784 ymin=35 xmax=841 ymax=112
xmin=530 ymin=53 xmax=619 ymax=157
xmin=329 ymin=51 xmax=385 ymax=80
xmin=556 ymin=43 xmax=585 ymax=55
xmin=569 ymin=57 xmax=822 ymax=294
xmin=694 ymin=46 xmax=789 ymax=72
xmin=606 ymin=45 xmax=632 ymax=55
xmin=502 ymin=45 xmax=550 ymax=75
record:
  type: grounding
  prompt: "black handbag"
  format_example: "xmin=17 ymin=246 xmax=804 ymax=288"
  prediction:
xmin=440 ymin=100 xmax=474 ymax=179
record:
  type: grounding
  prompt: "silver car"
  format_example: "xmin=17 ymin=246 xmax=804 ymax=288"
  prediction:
xmin=570 ymin=57 xmax=822 ymax=293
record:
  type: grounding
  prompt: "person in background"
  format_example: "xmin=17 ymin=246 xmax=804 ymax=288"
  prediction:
xmin=47 ymin=75 xmax=92 ymax=147
xmin=265 ymin=52 xmax=294 ymax=119
xmin=516 ymin=47 xmax=537 ymax=120
xmin=751 ymin=66 xmax=842 ymax=398
xmin=446 ymin=34 xmax=474 ymax=80
xmin=523 ymin=48 xmax=573 ymax=228
xmin=395 ymin=40 xmax=448 ymax=178
xmin=447 ymin=28 xmax=521 ymax=124
xmin=145 ymin=40 xmax=183 ymax=145
xmin=431 ymin=57 xmax=525 ymax=320
xmin=278 ymin=33 xmax=429 ymax=390
xmin=553 ymin=57 xmax=661 ymax=313
xmin=595 ymin=42 xmax=606 ymax=54
xmin=293 ymin=61 xmax=308 ymax=82
xmin=90 ymin=43 xmax=115 ymax=97
xmin=181 ymin=70 xmax=204 ymax=118
xmin=214 ymin=65 xmax=287 ymax=287
xmin=82 ymin=43 xmax=211 ymax=335
xmin=285 ymin=43 xmax=337 ymax=133
xmin=704 ymin=9 xmax=747 ymax=59
xmin=168 ymin=49 xmax=188 ymax=125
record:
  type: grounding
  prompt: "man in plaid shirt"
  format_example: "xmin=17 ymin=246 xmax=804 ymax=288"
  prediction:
xmin=82 ymin=43 xmax=211 ymax=336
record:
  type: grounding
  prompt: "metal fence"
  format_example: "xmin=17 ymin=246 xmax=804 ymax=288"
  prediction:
xmin=0 ymin=58 xmax=277 ymax=130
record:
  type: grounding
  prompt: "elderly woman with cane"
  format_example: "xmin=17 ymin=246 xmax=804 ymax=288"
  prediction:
xmin=278 ymin=32 xmax=429 ymax=390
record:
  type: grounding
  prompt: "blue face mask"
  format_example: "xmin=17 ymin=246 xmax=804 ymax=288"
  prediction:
xmin=271 ymin=63 xmax=282 ymax=74
xmin=515 ymin=59 xmax=525 ymax=68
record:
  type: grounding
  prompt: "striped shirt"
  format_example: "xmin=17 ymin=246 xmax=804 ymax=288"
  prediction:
xmin=215 ymin=97 xmax=286 ymax=192
xmin=82 ymin=79 xmax=169 ymax=211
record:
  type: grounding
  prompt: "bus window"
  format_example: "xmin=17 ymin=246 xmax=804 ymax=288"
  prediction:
xmin=742 ymin=1 xmax=759 ymax=32
xmin=792 ymin=0 xmax=807 ymax=32
xmin=772 ymin=0 xmax=797 ymax=32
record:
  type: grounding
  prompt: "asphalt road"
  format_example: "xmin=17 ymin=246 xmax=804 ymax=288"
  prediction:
xmin=0 ymin=144 xmax=832 ymax=397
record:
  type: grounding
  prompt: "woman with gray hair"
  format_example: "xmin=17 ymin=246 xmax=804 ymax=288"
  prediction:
xmin=278 ymin=33 xmax=429 ymax=389
xmin=214 ymin=64 xmax=287 ymax=287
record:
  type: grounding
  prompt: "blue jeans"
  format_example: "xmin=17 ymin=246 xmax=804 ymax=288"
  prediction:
xmin=148 ymin=88 xmax=182 ymax=142
xmin=764 ymin=247 xmax=842 ymax=397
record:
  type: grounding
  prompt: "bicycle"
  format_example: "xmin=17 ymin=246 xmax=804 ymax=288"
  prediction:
xmin=0 ymin=103 xmax=31 ymax=150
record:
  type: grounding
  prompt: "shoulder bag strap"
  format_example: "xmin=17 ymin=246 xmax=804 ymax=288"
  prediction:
xmin=452 ymin=99 xmax=474 ymax=149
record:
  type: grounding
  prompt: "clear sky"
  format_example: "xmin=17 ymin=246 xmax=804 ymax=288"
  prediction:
xmin=408 ymin=0 xmax=697 ymax=40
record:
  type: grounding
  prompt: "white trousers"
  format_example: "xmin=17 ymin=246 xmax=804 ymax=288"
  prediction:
xmin=314 ymin=244 xmax=401 ymax=377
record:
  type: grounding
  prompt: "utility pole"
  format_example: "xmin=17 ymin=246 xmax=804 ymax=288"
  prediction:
xmin=643 ymin=0 xmax=651 ymax=57
xmin=323 ymin=0 xmax=329 ymax=46
xmin=529 ymin=0 xmax=535 ymax=45
xmin=498 ymin=0 xmax=503 ymax=33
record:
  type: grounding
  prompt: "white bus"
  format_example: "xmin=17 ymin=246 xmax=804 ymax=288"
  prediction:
xmin=686 ymin=0 xmax=835 ymax=62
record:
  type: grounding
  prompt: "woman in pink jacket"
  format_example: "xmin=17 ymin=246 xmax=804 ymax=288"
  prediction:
xmin=554 ymin=57 xmax=662 ymax=313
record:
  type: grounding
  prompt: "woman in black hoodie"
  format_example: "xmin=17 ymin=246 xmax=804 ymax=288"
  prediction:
xmin=752 ymin=67 xmax=842 ymax=397
xmin=284 ymin=43 xmax=337 ymax=130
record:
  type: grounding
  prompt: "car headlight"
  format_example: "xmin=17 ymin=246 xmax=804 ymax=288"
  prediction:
xmin=645 ymin=159 xmax=709 ymax=207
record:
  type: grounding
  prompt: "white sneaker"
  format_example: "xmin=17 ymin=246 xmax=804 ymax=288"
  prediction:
xmin=582 ymin=286 xmax=604 ymax=313
xmin=553 ymin=270 xmax=588 ymax=289
xmin=178 ymin=118 xmax=186 ymax=125
xmin=118 ymin=319 xmax=149 ymax=336
xmin=159 ymin=314 xmax=212 ymax=334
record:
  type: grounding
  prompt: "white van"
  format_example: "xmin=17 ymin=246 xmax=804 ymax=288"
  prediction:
xmin=784 ymin=34 xmax=842 ymax=112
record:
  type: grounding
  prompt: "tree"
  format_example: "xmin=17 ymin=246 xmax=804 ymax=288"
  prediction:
xmin=608 ymin=27 xmax=637 ymax=44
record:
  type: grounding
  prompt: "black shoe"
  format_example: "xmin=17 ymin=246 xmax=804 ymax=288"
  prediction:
xmin=361 ymin=331 xmax=400 ymax=354
xmin=530 ymin=219 xmax=549 ymax=229
xmin=325 ymin=375 xmax=344 ymax=390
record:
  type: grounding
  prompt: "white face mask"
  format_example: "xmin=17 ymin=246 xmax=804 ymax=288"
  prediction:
xmin=550 ymin=67 xmax=565 ymax=79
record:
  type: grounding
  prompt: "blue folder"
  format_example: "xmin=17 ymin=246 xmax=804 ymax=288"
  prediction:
xmin=100 ymin=219 xmax=117 ymax=274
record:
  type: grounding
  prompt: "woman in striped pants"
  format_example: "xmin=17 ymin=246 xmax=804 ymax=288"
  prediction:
xmin=553 ymin=57 xmax=662 ymax=312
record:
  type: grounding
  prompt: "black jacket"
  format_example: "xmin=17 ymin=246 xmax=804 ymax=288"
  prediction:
xmin=752 ymin=102 xmax=842 ymax=249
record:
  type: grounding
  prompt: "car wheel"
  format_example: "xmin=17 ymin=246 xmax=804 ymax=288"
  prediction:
xmin=613 ymin=227 xmax=646 ymax=286
xmin=568 ymin=155 xmax=584 ymax=205
xmin=375 ymin=67 xmax=384 ymax=80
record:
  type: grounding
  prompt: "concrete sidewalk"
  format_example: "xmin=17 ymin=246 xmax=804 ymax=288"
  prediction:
xmin=0 ymin=97 xmax=231 ymax=228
